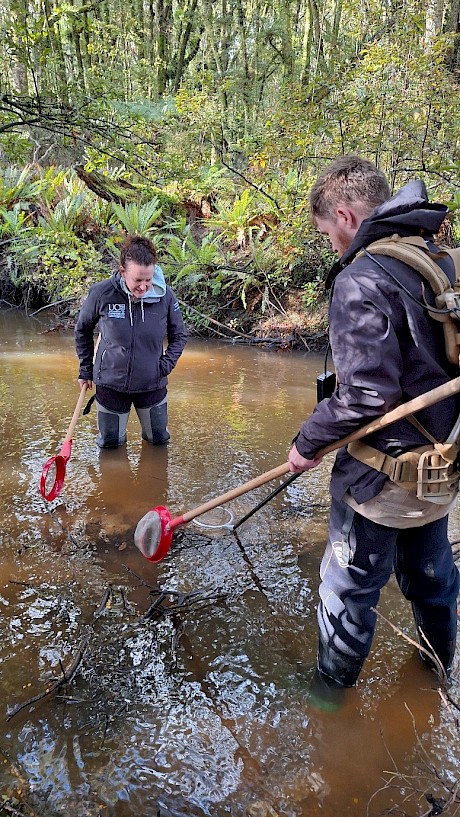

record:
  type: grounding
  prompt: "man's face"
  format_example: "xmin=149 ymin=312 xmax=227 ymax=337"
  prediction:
xmin=315 ymin=215 xmax=353 ymax=257
xmin=120 ymin=261 xmax=154 ymax=298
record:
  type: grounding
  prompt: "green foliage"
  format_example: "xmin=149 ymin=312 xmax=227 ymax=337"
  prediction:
xmin=39 ymin=192 xmax=89 ymax=233
xmin=302 ymin=275 xmax=324 ymax=307
xmin=0 ymin=204 xmax=31 ymax=236
xmin=37 ymin=233 xmax=107 ymax=299
xmin=0 ymin=131 xmax=31 ymax=164
xmin=35 ymin=166 xmax=72 ymax=208
xmin=443 ymin=162 xmax=460 ymax=237
xmin=0 ymin=166 xmax=43 ymax=208
xmin=110 ymin=199 xmax=163 ymax=236
xmin=163 ymin=232 xmax=226 ymax=299
xmin=0 ymin=165 xmax=111 ymax=302
xmin=178 ymin=165 xmax=236 ymax=202
xmin=0 ymin=0 xmax=459 ymax=332
xmin=207 ymin=189 xmax=261 ymax=247
xmin=3 ymin=223 xmax=109 ymax=300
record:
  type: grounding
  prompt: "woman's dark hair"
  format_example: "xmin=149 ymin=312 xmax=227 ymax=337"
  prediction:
xmin=120 ymin=235 xmax=156 ymax=268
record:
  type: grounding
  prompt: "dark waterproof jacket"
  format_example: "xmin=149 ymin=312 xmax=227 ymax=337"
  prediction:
xmin=75 ymin=273 xmax=187 ymax=393
xmin=295 ymin=180 xmax=460 ymax=504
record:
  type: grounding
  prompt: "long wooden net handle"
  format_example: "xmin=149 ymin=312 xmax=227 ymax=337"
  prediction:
xmin=63 ymin=333 xmax=101 ymax=442
xmin=63 ymin=385 xmax=89 ymax=442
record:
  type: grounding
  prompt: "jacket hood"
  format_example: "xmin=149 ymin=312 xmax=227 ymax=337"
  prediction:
xmin=115 ymin=264 xmax=167 ymax=300
xmin=326 ymin=180 xmax=448 ymax=288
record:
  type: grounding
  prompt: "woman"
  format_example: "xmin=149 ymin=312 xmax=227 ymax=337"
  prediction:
xmin=75 ymin=235 xmax=187 ymax=448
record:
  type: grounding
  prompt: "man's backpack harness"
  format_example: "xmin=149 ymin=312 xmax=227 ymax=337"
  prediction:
xmin=348 ymin=235 xmax=460 ymax=505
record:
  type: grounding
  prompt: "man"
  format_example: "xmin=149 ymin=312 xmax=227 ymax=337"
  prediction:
xmin=288 ymin=155 xmax=460 ymax=687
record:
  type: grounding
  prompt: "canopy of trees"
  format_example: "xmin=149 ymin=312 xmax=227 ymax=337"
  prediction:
xmin=0 ymin=0 xmax=459 ymax=342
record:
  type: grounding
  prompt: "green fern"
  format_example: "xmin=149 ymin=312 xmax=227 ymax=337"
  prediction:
xmin=0 ymin=166 xmax=43 ymax=207
xmin=207 ymin=189 xmax=259 ymax=247
xmin=0 ymin=204 xmax=31 ymax=236
xmin=111 ymin=199 xmax=162 ymax=235
xmin=162 ymin=232 xmax=225 ymax=296
xmin=39 ymin=193 xmax=89 ymax=233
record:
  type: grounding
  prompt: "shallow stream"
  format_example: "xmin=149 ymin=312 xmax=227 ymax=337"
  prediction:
xmin=0 ymin=308 xmax=459 ymax=817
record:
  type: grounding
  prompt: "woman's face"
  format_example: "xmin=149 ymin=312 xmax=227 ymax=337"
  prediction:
xmin=120 ymin=261 xmax=154 ymax=298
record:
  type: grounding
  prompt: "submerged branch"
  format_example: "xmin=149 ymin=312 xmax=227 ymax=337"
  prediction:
xmin=140 ymin=587 xmax=228 ymax=623
xmin=6 ymin=638 xmax=88 ymax=721
xmin=93 ymin=585 xmax=113 ymax=619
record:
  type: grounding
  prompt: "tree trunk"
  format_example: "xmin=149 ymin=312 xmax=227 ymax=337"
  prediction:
xmin=155 ymin=0 xmax=173 ymax=96
xmin=11 ymin=62 xmax=29 ymax=94
xmin=300 ymin=0 xmax=313 ymax=85
xmin=136 ymin=0 xmax=146 ymax=63
xmin=69 ymin=1 xmax=86 ymax=92
xmin=236 ymin=0 xmax=251 ymax=130
xmin=308 ymin=0 xmax=325 ymax=74
xmin=79 ymin=10 xmax=91 ymax=81
xmin=42 ymin=0 xmax=69 ymax=102
xmin=278 ymin=0 xmax=295 ymax=77
xmin=425 ymin=0 xmax=445 ymax=41
xmin=201 ymin=0 xmax=229 ymax=113
xmin=173 ymin=0 xmax=201 ymax=91
xmin=444 ymin=0 xmax=460 ymax=69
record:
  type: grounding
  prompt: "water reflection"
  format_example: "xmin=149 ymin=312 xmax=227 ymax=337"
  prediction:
xmin=85 ymin=442 xmax=169 ymax=537
xmin=0 ymin=309 xmax=459 ymax=817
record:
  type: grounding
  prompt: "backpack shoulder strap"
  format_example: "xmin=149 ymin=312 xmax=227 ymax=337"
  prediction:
xmin=443 ymin=247 xmax=460 ymax=283
xmin=356 ymin=234 xmax=452 ymax=297
xmin=355 ymin=234 xmax=460 ymax=366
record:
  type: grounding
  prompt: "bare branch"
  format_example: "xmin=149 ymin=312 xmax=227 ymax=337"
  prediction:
xmin=371 ymin=606 xmax=448 ymax=686
xmin=7 ymin=638 xmax=89 ymax=721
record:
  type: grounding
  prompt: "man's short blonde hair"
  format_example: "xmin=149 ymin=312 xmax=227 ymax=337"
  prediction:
xmin=310 ymin=154 xmax=390 ymax=221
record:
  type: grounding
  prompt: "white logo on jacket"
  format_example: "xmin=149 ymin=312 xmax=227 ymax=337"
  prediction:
xmin=108 ymin=304 xmax=126 ymax=318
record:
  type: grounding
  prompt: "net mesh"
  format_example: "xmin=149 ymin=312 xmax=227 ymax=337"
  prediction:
xmin=134 ymin=510 xmax=162 ymax=559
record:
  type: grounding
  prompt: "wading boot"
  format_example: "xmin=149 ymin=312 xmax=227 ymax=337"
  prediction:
xmin=96 ymin=402 xmax=129 ymax=448
xmin=307 ymin=668 xmax=348 ymax=712
xmin=136 ymin=399 xmax=170 ymax=445
xmin=412 ymin=603 xmax=457 ymax=677
xmin=317 ymin=637 xmax=365 ymax=689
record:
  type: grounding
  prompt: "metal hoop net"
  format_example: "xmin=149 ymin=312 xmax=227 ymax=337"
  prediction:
xmin=192 ymin=506 xmax=234 ymax=530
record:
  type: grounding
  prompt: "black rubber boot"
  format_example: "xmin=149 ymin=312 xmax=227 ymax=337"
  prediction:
xmin=96 ymin=402 xmax=129 ymax=448
xmin=317 ymin=637 xmax=365 ymax=688
xmin=307 ymin=668 xmax=348 ymax=712
xmin=136 ymin=400 xmax=170 ymax=445
xmin=412 ymin=603 xmax=457 ymax=675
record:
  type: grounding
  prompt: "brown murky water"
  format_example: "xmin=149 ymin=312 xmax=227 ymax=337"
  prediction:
xmin=0 ymin=307 xmax=459 ymax=817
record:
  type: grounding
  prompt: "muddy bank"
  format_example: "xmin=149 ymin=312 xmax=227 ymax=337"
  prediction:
xmin=8 ymin=287 xmax=330 ymax=352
